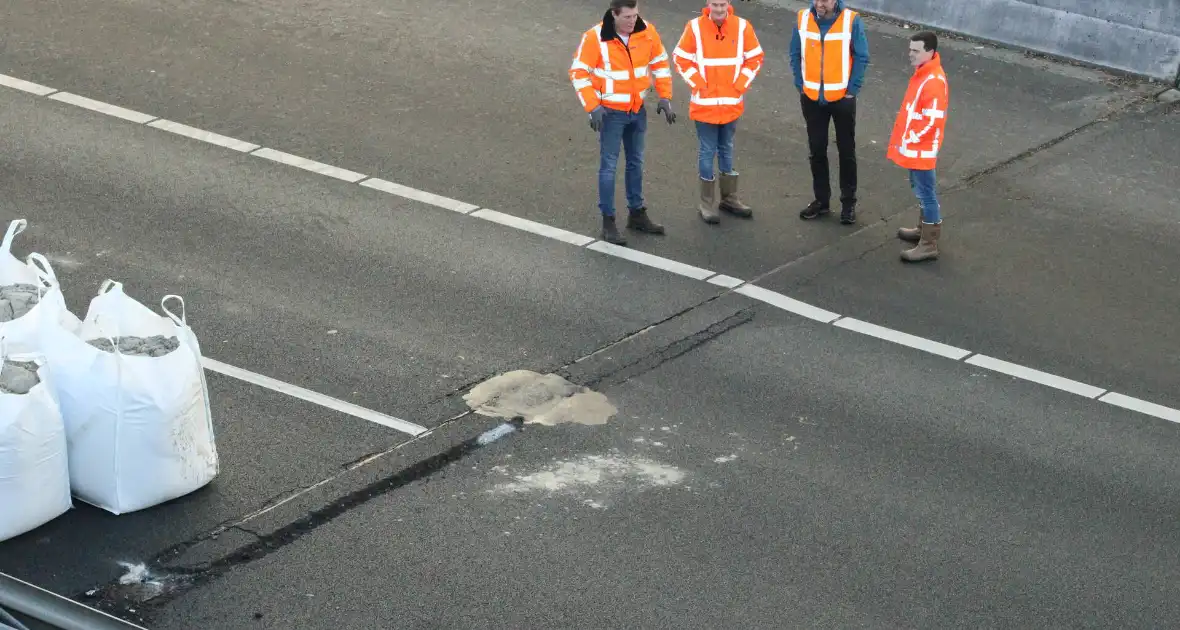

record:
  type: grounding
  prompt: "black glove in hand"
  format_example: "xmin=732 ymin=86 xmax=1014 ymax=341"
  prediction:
xmin=588 ymin=106 xmax=606 ymax=132
xmin=657 ymin=98 xmax=676 ymax=124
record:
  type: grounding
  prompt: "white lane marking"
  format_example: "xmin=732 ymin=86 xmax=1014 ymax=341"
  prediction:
xmin=734 ymin=284 xmax=841 ymax=323
xmin=201 ymin=357 xmax=429 ymax=436
xmin=0 ymin=73 xmax=57 ymax=96
xmin=47 ymin=92 xmax=157 ymax=124
xmin=360 ymin=178 xmax=479 ymax=214
xmin=586 ymin=240 xmax=716 ymax=280
xmin=707 ymin=274 xmax=745 ymax=288
xmin=249 ymin=147 xmax=366 ymax=183
xmin=471 ymin=208 xmax=596 ymax=246
xmin=834 ymin=317 xmax=972 ymax=360
xmin=148 ymin=119 xmax=260 ymax=152
xmin=1099 ymin=392 xmax=1180 ymax=424
xmin=965 ymin=354 xmax=1107 ymax=399
xmin=7 ymin=72 xmax=1178 ymax=430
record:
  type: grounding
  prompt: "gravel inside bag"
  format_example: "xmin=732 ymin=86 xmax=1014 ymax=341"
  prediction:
xmin=86 ymin=335 xmax=181 ymax=357
xmin=0 ymin=283 xmax=42 ymax=323
xmin=0 ymin=358 xmax=40 ymax=395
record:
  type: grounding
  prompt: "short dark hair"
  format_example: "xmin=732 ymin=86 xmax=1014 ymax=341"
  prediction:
xmin=910 ymin=31 xmax=938 ymax=52
xmin=611 ymin=0 xmax=637 ymax=13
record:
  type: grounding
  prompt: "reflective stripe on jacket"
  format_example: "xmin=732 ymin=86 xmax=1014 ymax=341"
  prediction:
xmin=569 ymin=10 xmax=674 ymax=113
xmin=887 ymin=53 xmax=949 ymax=170
xmin=798 ymin=7 xmax=856 ymax=102
xmin=672 ymin=5 xmax=765 ymax=125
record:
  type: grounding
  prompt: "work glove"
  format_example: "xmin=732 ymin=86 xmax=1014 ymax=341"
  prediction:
xmin=657 ymin=98 xmax=677 ymax=124
xmin=588 ymin=106 xmax=606 ymax=132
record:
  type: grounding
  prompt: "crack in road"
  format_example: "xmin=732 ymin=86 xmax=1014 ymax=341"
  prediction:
xmin=76 ymin=287 xmax=753 ymax=625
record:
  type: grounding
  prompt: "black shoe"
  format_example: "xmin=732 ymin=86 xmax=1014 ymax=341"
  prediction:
xmin=799 ymin=200 xmax=830 ymax=220
xmin=601 ymin=215 xmax=627 ymax=245
xmin=626 ymin=207 xmax=665 ymax=234
xmin=840 ymin=204 xmax=856 ymax=224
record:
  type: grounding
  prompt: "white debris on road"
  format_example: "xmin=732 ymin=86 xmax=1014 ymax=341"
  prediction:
xmin=489 ymin=453 xmax=686 ymax=502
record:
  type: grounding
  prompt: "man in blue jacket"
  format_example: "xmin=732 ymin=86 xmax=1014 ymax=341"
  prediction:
xmin=789 ymin=0 xmax=870 ymax=224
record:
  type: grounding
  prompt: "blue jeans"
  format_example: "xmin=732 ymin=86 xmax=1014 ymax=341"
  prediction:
xmin=598 ymin=106 xmax=647 ymax=217
xmin=909 ymin=168 xmax=941 ymax=223
xmin=695 ymin=120 xmax=738 ymax=180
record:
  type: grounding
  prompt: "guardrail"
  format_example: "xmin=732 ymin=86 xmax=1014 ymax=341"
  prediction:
xmin=0 ymin=573 xmax=147 ymax=630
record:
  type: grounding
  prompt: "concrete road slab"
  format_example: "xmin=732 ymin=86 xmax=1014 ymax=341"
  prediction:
xmin=0 ymin=0 xmax=1152 ymax=282
xmin=137 ymin=304 xmax=1180 ymax=629
xmin=759 ymin=99 xmax=1180 ymax=410
xmin=0 ymin=79 xmax=728 ymax=605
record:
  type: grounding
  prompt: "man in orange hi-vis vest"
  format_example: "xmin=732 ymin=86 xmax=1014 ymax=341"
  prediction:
xmin=887 ymin=31 xmax=949 ymax=262
xmin=570 ymin=0 xmax=678 ymax=246
xmin=673 ymin=0 xmax=765 ymax=225
xmin=790 ymin=0 xmax=870 ymax=225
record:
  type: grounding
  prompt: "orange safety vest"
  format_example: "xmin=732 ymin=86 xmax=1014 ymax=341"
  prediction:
xmin=569 ymin=11 xmax=674 ymax=114
xmin=672 ymin=5 xmax=765 ymax=125
xmin=797 ymin=7 xmax=857 ymax=102
xmin=887 ymin=53 xmax=950 ymax=170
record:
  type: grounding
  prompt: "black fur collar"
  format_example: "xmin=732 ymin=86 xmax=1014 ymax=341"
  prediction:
xmin=600 ymin=8 xmax=648 ymax=41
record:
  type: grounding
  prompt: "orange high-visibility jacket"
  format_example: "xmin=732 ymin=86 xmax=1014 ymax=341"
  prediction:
xmin=569 ymin=10 xmax=674 ymax=114
xmin=798 ymin=7 xmax=858 ymax=102
xmin=887 ymin=53 xmax=950 ymax=171
xmin=672 ymin=5 xmax=765 ymax=125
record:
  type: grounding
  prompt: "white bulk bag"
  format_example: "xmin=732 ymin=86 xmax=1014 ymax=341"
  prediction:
xmin=43 ymin=280 xmax=219 ymax=515
xmin=0 ymin=220 xmax=79 ymax=354
xmin=0 ymin=351 xmax=72 ymax=542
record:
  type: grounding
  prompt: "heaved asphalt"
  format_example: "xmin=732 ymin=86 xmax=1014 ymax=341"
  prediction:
xmin=0 ymin=0 xmax=1178 ymax=626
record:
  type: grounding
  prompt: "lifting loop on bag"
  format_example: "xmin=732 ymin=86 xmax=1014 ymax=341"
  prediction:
xmin=0 ymin=219 xmax=27 ymax=255
xmin=160 ymin=295 xmax=186 ymax=327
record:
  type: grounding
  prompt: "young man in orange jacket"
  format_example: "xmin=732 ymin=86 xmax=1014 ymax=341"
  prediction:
xmin=673 ymin=0 xmax=766 ymax=225
xmin=887 ymin=31 xmax=949 ymax=262
xmin=570 ymin=0 xmax=678 ymax=246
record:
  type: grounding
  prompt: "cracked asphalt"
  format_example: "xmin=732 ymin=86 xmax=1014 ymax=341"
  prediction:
xmin=1 ymin=0 xmax=1179 ymax=627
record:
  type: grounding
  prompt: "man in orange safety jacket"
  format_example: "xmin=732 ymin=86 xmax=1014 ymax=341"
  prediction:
xmin=887 ymin=31 xmax=950 ymax=263
xmin=673 ymin=0 xmax=765 ymax=225
xmin=570 ymin=0 xmax=678 ymax=246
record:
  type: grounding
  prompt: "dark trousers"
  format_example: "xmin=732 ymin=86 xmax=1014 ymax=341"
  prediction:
xmin=800 ymin=94 xmax=857 ymax=208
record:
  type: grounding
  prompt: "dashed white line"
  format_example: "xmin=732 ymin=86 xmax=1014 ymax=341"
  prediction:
xmin=148 ymin=119 xmax=260 ymax=152
xmin=707 ymin=274 xmax=745 ymax=289
xmin=249 ymin=147 xmax=366 ymax=183
xmin=201 ymin=357 xmax=429 ymax=436
xmin=5 ymin=72 xmax=1179 ymax=429
xmin=734 ymin=284 xmax=841 ymax=323
xmin=586 ymin=240 xmax=716 ymax=280
xmin=472 ymin=208 xmax=596 ymax=246
xmin=47 ymin=92 xmax=157 ymax=124
xmin=0 ymin=73 xmax=56 ymax=96
xmin=1099 ymin=392 xmax=1180 ymax=424
xmin=834 ymin=317 xmax=973 ymax=360
xmin=360 ymin=177 xmax=479 ymax=214
xmin=965 ymin=354 xmax=1107 ymax=399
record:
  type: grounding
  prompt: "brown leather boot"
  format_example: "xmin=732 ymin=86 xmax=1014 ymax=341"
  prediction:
xmin=718 ymin=173 xmax=753 ymax=218
xmin=898 ymin=207 xmax=921 ymax=242
xmin=901 ymin=222 xmax=940 ymax=262
xmin=698 ymin=177 xmax=719 ymax=224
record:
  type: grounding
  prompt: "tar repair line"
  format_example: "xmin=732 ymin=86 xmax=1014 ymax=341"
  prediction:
xmin=4 ymin=72 xmax=1178 ymax=427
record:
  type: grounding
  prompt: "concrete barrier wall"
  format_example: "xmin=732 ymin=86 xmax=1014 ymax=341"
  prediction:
xmin=849 ymin=0 xmax=1180 ymax=84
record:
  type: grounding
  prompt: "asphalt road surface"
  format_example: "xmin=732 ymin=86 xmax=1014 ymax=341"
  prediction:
xmin=1 ymin=0 xmax=1178 ymax=627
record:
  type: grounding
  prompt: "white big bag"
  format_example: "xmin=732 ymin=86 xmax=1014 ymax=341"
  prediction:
xmin=0 ymin=219 xmax=79 ymax=353
xmin=43 ymin=280 xmax=219 ymax=515
xmin=0 ymin=348 xmax=73 ymax=542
